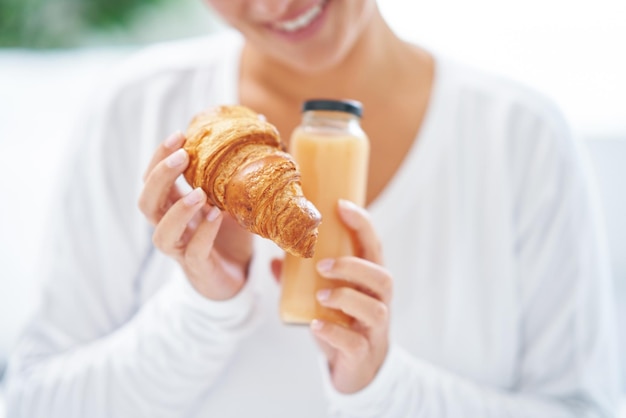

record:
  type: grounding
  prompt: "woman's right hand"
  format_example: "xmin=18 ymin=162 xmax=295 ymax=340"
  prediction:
xmin=138 ymin=132 xmax=253 ymax=300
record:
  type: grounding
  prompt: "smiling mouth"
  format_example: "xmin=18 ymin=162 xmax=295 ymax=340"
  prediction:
xmin=270 ymin=0 xmax=328 ymax=33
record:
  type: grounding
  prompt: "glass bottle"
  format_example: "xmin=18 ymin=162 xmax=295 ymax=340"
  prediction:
xmin=280 ymin=99 xmax=370 ymax=327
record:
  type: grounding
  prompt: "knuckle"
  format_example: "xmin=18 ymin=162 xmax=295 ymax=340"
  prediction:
xmin=331 ymin=287 xmax=352 ymax=306
xmin=147 ymin=215 xmax=160 ymax=227
xmin=183 ymin=248 xmax=194 ymax=264
xmin=333 ymin=286 xmax=348 ymax=300
xmin=379 ymin=272 xmax=393 ymax=296
xmin=143 ymin=167 xmax=158 ymax=186
xmin=137 ymin=193 xmax=149 ymax=215
xmin=146 ymin=162 xmax=170 ymax=188
xmin=331 ymin=257 xmax=343 ymax=272
xmin=183 ymin=247 xmax=200 ymax=266
xmin=376 ymin=239 xmax=384 ymax=258
xmin=137 ymin=192 xmax=160 ymax=226
xmin=145 ymin=213 xmax=159 ymax=227
xmin=372 ymin=302 xmax=389 ymax=324
xmin=152 ymin=229 xmax=166 ymax=250
xmin=349 ymin=336 xmax=369 ymax=357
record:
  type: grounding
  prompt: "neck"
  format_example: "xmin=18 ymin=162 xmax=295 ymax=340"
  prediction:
xmin=240 ymin=9 xmax=410 ymax=105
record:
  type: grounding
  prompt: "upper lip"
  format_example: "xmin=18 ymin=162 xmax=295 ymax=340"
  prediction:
xmin=272 ymin=0 xmax=325 ymax=24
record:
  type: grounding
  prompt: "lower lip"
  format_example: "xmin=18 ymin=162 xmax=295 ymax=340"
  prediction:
xmin=268 ymin=0 xmax=330 ymax=42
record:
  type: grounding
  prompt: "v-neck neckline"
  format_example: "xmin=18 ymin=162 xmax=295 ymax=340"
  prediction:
xmin=221 ymin=34 xmax=447 ymax=234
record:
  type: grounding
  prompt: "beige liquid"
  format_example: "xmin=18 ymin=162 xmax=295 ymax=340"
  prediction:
xmin=280 ymin=126 xmax=369 ymax=326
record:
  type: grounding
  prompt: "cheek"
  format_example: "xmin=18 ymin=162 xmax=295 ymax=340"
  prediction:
xmin=204 ymin=0 xmax=245 ymax=25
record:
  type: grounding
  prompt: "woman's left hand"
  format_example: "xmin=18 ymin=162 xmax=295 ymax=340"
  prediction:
xmin=272 ymin=199 xmax=393 ymax=394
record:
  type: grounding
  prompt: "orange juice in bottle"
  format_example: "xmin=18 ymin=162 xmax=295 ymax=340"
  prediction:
xmin=280 ymin=99 xmax=369 ymax=326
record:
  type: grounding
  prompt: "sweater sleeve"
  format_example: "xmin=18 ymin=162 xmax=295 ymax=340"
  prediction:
xmin=5 ymin=73 xmax=258 ymax=417
xmin=320 ymin=102 xmax=620 ymax=417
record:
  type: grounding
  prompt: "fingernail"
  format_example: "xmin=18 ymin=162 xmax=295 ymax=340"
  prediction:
xmin=316 ymin=258 xmax=334 ymax=274
xmin=206 ymin=206 xmax=221 ymax=222
xmin=316 ymin=289 xmax=331 ymax=302
xmin=339 ymin=199 xmax=360 ymax=211
xmin=183 ymin=188 xmax=204 ymax=206
xmin=311 ymin=319 xmax=324 ymax=331
xmin=164 ymin=131 xmax=184 ymax=149
xmin=165 ymin=148 xmax=187 ymax=168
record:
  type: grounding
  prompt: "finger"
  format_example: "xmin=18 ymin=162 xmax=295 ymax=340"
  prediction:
xmin=312 ymin=334 xmax=335 ymax=360
xmin=271 ymin=258 xmax=283 ymax=283
xmin=337 ymin=199 xmax=382 ymax=264
xmin=142 ymin=131 xmax=185 ymax=182
xmin=317 ymin=287 xmax=388 ymax=330
xmin=317 ymin=257 xmax=392 ymax=304
xmin=311 ymin=320 xmax=369 ymax=360
xmin=138 ymin=148 xmax=189 ymax=225
xmin=152 ymin=188 xmax=207 ymax=256
xmin=184 ymin=206 xmax=223 ymax=266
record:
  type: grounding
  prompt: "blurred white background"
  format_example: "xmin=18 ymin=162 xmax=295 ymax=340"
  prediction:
xmin=0 ymin=0 xmax=624 ymax=415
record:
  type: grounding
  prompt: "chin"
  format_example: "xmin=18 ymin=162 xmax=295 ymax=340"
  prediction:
xmin=279 ymin=49 xmax=347 ymax=74
xmin=244 ymin=0 xmax=376 ymax=74
xmin=272 ymin=31 xmax=357 ymax=75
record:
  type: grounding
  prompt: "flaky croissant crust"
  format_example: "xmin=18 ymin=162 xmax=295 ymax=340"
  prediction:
xmin=183 ymin=105 xmax=321 ymax=258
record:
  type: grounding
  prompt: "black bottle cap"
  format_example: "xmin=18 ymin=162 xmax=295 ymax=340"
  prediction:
xmin=302 ymin=99 xmax=363 ymax=118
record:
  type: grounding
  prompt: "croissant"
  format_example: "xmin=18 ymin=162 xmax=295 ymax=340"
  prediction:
xmin=183 ymin=105 xmax=321 ymax=258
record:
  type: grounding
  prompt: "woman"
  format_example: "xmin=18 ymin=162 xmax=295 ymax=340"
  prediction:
xmin=6 ymin=0 xmax=619 ymax=416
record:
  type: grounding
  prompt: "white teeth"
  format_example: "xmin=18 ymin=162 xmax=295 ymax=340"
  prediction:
xmin=273 ymin=1 xmax=326 ymax=33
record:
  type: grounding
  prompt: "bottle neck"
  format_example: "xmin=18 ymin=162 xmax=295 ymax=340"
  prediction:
xmin=302 ymin=110 xmax=361 ymax=131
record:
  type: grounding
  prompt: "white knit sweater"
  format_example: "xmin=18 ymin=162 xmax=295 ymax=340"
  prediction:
xmin=5 ymin=31 xmax=620 ymax=417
